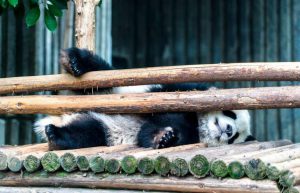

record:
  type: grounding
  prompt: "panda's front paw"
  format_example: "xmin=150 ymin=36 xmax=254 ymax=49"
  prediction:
xmin=154 ymin=128 xmax=178 ymax=149
xmin=60 ymin=49 xmax=85 ymax=77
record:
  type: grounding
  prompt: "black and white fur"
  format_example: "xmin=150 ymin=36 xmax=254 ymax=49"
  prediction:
xmin=34 ymin=48 xmax=255 ymax=150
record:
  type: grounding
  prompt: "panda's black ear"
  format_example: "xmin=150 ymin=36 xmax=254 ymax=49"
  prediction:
xmin=245 ymin=135 xmax=256 ymax=142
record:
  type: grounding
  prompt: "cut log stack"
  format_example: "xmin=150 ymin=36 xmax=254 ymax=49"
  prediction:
xmin=1 ymin=62 xmax=300 ymax=192
xmin=0 ymin=140 xmax=299 ymax=192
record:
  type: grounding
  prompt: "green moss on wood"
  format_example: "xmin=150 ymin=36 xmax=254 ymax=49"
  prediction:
xmin=266 ymin=165 xmax=281 ymax=181
xmin=137 ymin=157 xmax=154 ymax=175
xmin=76 ymin=156 xmax=90 ymax=171
xmin=154 ymin=156 xmax=170 ymax=176
xmin=170 ymin=158 xmax=189 ymax=177
xmin=0 ymin=152 xmax=8 ymax=170
xmin=228 ymin=161 xmax=245 ymax=179
xmin=41 ymin=152 xmax=60 ymax=172
xmin=105 ymin=158 xmax=120 ymax=174
xmin=23 ymin=155 xmax=40 ymax=173
xmin=60 ymin=153 xmax=77 ymax=172
xmin=244 ymin=159 xmax=266 ymax=180
xmin=7 ymin=157 xmax=22 ymax=172
xmin=188 ymin=154 xmax=210 ymax=178
xmin=279 ymin=170 xmax=295 ymax=188
xmin=121 ymin=155 xmax=137 ymax=174
xmin=89 ymin=156 xmax=105 ymax=173
xmin=283 ymin=187 xmax=299 ymax=193
xmin=210 ymin=160 xmax=228 ymax=178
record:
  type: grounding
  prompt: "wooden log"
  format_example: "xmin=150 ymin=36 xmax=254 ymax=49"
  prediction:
xmin=0 ymin=187 xmax=152 ymax=193
xmin=244 ymin=159 xmax=267 ymax=180
xmin=89 ymin=155 xmax=105 ymax=173
xmin=3 ymin=86 xmax=300 ymax=114
xmin=227 ymin=161 xmax=245 ymax=179
xmin=170 ymin=158 xmax=189 ymax=177
xmin=268 ymin=159 xmax=300 ymax=182
xmin=278 ymin=166 xmax=300 ymax=188
xmin=210 ymin=160 xmax=228 ymax=178
xmin=137 ymin=157 xmax=154 ymax=175
xmin=283 ymin=187 xmax=299 ymax=193
xmin=1 ymin=62 xmax=300 ymax=95
xmin=154 ymin=156 xmax=171 ymax=176
xmin=120 ymin=155 xmax=137 ymax=174
xmin=0 ymin=171 xmax=279 ymax=193
xmin=0 ymin=143 xmax=48 ymax=171
xmin=188 ymin=154 xmax=210 ymax=178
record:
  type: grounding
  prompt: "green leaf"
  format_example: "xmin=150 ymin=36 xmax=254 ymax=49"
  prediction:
xmin=50 ymin=0 xmax=67 ymax=10
xmin=8 ymin=0 xmax=17 ymax=7
xmin=48 ymin=4 xmax=62 ymax=17
xmin=1 ymin=0 xmax=7 ymax=8
xmin=25 ymin=6 xmax=40 ymax=27
xmin=45 ymin=9 xmax=57 ymax=31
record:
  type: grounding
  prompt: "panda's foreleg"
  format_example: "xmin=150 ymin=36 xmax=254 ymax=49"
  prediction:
xmin=60 ymin=47 xmax=113 ymax=77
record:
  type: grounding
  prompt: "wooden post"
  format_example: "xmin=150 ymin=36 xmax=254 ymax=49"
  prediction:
xmin=74 ymin=0 xmax=100 ymax=51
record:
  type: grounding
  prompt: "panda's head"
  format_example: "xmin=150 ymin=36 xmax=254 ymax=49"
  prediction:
xmin=197 ymin=110 xmax=254 ymax=146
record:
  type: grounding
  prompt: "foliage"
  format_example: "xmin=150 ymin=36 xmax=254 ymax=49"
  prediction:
xmin=0 ymin=0 xmax=102 ymax=31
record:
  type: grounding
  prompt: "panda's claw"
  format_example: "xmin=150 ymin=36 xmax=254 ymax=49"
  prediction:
xmin=157 ymin=130 xmax=178 ymax=149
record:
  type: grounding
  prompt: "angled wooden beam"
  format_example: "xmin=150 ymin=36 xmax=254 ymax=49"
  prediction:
xmin=1 ymin=86 xmax=300 ymax=114
xmin=0 ymin=62 xmax=300 ymax=95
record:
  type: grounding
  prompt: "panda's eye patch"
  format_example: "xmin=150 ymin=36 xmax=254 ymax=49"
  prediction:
xmin=222 ymin=110 xmax=237 ymax=120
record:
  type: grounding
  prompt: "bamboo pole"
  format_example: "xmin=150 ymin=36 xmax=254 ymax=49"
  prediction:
xmin=1 ymin=62 xmax=300 ymax=95
xmin=0 ymin=172 xmax=279 ymax=193
xmin=2 ymin=86 xmax=300 ymax=114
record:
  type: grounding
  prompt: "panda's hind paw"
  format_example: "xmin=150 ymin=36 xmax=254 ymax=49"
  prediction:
xmin=45 ymin=124 xmax=59 ymax=141
xmin=155 ymin=129 xmax=178 ymax=149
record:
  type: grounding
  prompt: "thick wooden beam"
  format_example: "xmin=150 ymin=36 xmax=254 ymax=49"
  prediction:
xmin=1 ymin=86 xmax=300 ymax=114
xmin=0 ymin=62 xmax=300 ymax=95
xmin=0 ymin=172 xmax=279 ymax=193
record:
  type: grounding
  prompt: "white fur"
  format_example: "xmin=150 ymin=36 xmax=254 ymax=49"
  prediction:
xmin=34 ymin=113 xmax=82 ymax=141
xmin=197 ymin=110 xmax=251 ymax=147
xmin=89 ymin=112 xmax=145 ymax=146
xmin=112 ymin=85 xmax=162 ymax=94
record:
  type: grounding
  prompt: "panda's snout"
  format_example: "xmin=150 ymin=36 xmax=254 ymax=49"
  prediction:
xmin=214 ymin=118 xmax=233 ymax=137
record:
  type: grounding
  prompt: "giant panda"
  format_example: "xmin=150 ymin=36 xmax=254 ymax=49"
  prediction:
xmin=34 ymin=48 xmax=255 ymax=150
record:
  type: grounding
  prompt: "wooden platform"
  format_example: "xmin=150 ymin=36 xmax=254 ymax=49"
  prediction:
xmin=0 ymin=140 xmax=299 ymax=193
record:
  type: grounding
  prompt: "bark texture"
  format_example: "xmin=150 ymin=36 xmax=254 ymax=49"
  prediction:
xmin=0 ymin=62 xmax=300 ymax=95
xmin=1 ymin=86 xmax=300 ymax=114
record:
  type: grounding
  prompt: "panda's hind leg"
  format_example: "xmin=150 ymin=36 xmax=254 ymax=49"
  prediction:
xmin=37 ymin=114 xmax=108 ymax=150
xmin=155 ymin=127 xmax=178 ymax=149
xmin=137 ymin=123 xmax=178 ymax=149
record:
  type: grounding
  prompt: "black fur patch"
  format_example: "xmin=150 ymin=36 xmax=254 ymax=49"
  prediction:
xmin=245 ymin=135 xmax=256 ymax=142
xmin=222 ymin=110 xmax=237 ymax=120
xmin=228 ymin=132 xmax=239 ymax=144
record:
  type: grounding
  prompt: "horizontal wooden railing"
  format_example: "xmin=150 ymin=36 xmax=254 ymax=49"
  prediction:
xmin=0 ymin=62 xmax=300 ymax=95
xmin=0 ymin=86 xmax=300 ymax=114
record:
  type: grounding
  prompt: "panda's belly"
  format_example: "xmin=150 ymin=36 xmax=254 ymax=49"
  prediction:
xmin=89 ymin=112 xmax=146 ymax=146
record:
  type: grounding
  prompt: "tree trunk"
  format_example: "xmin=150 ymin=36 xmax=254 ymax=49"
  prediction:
xmin=74 ymin=0 xmax=100 ymax=51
